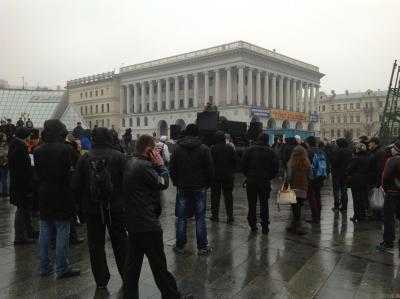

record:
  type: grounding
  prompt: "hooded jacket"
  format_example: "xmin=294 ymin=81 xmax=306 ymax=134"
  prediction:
xmin=241 ymin=141 xmax=279 ymax=184
xmin=368 ymin=146 xmax=386 ymax=187
xmin=72 ymin=128 xmax=126 ymax=217
xmin=210 ymin=131 xmax=237 ymax=180
xmin=382 ymin=154 xmax=400 ymax=194
xmin=330 ymin=139 xmax=352 ymax=177
xmin=346 ymin=151 xmax=370 ymax=190
xmin=169 ymin=136 xmax=214 ymax=190
xmin=33 ymin=119 xmax=75 ymax=220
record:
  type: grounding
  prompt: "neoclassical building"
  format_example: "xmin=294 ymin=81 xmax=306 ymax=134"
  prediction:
xmin=119 ymin=41 xmax=324 ymax=139
xmin=67 ymin=72 xmax=122 ymax=131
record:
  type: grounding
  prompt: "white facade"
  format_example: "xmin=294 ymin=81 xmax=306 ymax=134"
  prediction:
xmin=119 ymin=41 xmax=324 ymax=138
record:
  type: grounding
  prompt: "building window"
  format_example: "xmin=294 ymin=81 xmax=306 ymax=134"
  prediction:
xmin=107 ymin=103 xmax=110 ymax=112
xmin=137 ymin=117 xmax=141 ymax=127
xmin=101 ymin=104 xmax=104 ymax=113
xmin=170 ymin=100 xmax=175 ymax=109
xmin=189 ymin=98 xmax=194 ymax=108
xmin=122 ymin=118 xmax=126 ymax=127
xmin=95 ymin=90 xmax=98 ymax=97
xmin=129 ymin=118 xmax=133 ymax=127
xmin=146 ymin=103 xmax=150 ymax=112
xmin=350 ymin=115 xmax=354 ymax=123
xmin=85 ymin=92 xmax=88 ymax=98
xmin=95 ymin=120 xmax=98 ymax=126
xmin=80 ymin=106 xmax=83 ymax=115
xmin=350 ymin=103 xmax=354 ymax=110
xmin=356 ymin=115 xmax=360 ymax=122
xmin=356 ymin=103 xmax=360 ymax=109
xmin=162 ymin=101 xmax=166 ymax=111
xmin=337 ymin=116 xmax=341 ymax=124
xmin=85 ymin=106 xmax=88 ymax=115
xmin=154 ymin=103 xmax=157 ymax=111
xmin=379 ymin=101 xmax=383 ymax=108
xmin=101 ymin=89 xmax=104 ymax=96
xmin=337 ymin=129 xmax=341 ymax=137
xmin=179 ymin=99 xmax=184 ymax=108
xmin=95 ymin=105 xmax=98 ymax=113
xmin=90 ymin=106 xmax=93 ymax=114
xmin=90 ymin=91 xmax=93 ymax=97
xmin=144 ymin=116 xmax=148 ymax=126
xmin=322 ymin=105 xmax=325 ymax=112
xmin=80 ymin=92 xmax=83 ymax=99
xmin=330 ymin=105 xmax=334 ymax=111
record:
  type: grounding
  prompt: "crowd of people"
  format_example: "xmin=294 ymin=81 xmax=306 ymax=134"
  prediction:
xmin=2 ymin=117 xmax=400 ymax=298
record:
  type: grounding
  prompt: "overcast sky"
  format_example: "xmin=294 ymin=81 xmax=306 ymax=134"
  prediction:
xmin=1 ymin=0 xmax=399 ymax=93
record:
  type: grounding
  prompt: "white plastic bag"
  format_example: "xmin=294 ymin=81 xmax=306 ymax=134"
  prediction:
xmin=369 ymin=187 xmax=385 ymax=210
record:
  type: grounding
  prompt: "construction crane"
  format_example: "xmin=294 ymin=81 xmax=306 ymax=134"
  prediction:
xmin=379 ymin=60 xmax=400 ymax=145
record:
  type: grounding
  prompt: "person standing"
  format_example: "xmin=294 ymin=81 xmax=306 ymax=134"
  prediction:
xmin=170 ymin=124 xmax=214 ymax=256
xmin=156 ymin=136 xmax=171 ymax=165
xmin=377 ymin=141 xmax=400 ymax=251
xmin=34 ymin=119 xmax=80 ymax=278
xmin=8 ymin=127 xmax=34 ymax=245
xmin=241 ymin=133 xmax=279 ymax=234
xmin=210 ymin=130 xmax=237 ymax=224
xmin=4 ymin=119 xmax=16 ymax=143
xmin=0 ymin=132 xmax=9 ymax=197
xmin=123 ymin=135 xmax=181 ymax=299
xmin=121 ymin=128 xmax=135 ymax=156
xmin=330 ymin=138 xmax=352 ymax=212
xmin=72 ymin=122 xmax=85 ymax=139
xmin=73 ymin=127 xmax=127 ymax=288
xmin=286 ymin=145 xmax=311 ymax=235
xmin=346 ymin=143 xmax=370 ymax=223
xmin=26 ymin=118 xmax=34 ymax=129
xmin=16 ymin=117 xmax=25 ymax=128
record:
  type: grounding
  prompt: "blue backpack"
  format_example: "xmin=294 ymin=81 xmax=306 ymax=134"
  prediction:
xmin=312 ymin=150 xmax=327 ymax=179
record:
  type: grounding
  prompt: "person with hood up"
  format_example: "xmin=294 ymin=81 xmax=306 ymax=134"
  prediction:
xmin=0 ymin=132 xmax=9 ymax=197
xmin=121 ymin=128 xmax=135 ymax=156
xmin=170 ymin=124 xmax=214 ymax=256
xmin=330 ymin=138 xmax=352 ymax=212
xmin=34 ymin=119 xmax=80 ymax=279
xmin=241 ymin=133 xmax=279 ymax=234
xmin=346 ymin=142 xmax=370 ymax=223
xmin=8 ymin=127 xmax=34 ymax=245
xmin=73 ymin=128 xmax=127 ymax=289
xmin=210 ymin=130 xmax=237 ymax=224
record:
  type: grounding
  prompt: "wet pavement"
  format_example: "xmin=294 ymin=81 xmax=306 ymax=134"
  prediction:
xmin=1 ymin=175 xmax=400 ymax=298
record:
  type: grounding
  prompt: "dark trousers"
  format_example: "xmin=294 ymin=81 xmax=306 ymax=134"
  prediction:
xmin=124 ymin=231 xmax=179 ymax=299
xmin=291 ymin=198 xmax=303 ymax=223
xmin=211 ymin=178 xmax=234 ymax=220
xmin=332 ymin=174 xmax=348 ymax=209
xmin=351 ymin=188 xmax=368 ymax=220
xmin=308 ymin=183 xmax=322 ymax=221
xmin=383 ymin=194 xmax=400 ymax=243
xmin=245 ymin=180 xmax=270 ymax=228
xmin=87 ymin=211 xmax=127 ymax=287
xmin=14 ymin=207 xmax=33 ymax=241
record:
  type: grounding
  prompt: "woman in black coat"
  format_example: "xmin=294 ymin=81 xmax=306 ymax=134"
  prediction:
xmin=346 ymin=143 xmax=370 ymax=222
xmin=8 ymin=127 xmax=34 ymax=244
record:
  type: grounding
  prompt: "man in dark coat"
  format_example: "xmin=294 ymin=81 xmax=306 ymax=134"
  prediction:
xmin=4 ymin=119 xmax=16 ymax=143
xmin=72 ymin=128 xmax=127 ymax=289
xmin=330 ymin=138 xmax=352 ymax=212
xmin=241 ymin=133 xmax=279 ymax=234
xmin=34 ymin=119 xmax=80 ymax=279
xmin=8 ymin=127 xmax=34 ymax=245
xmin=368 ymin=137 xmax=386 ymax=188
xmin=210 ymin=130 xmax=237 ymax=224
xmin=123 ymin=135 xmax=181 ymax=299
xmin=170 ymin=124 xmax=214 ymax=256
xmin=72 ymin=122 xmax=85 ymax=139
xmin=121 ymin=128 xmax=135 ymax=156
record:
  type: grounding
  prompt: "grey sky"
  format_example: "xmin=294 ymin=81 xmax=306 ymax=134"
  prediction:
xmin=1 ymin=0 xmax=399 ymax=93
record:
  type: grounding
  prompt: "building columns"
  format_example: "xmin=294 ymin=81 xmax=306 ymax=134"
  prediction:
xmin=193 ymin=73 xmax=199 ymax=108
xmin=204 ymin=71 xmax=209 ymax=106
xmin=184 ymin=75 xmax=189 ymax=109
xmin=214 ymin=69 xmax=220 ymax=106
xmin=309 ymin=84 xmax=314 ymax=113
xmin=263 ymin=72 xmax=269 ymax=107
xmin=285 ymin=77 xmax=290 ymax=111
xmin=247 ymin=68 xmax=253 ymax=105
xmin=315 ymin=85 xmax=320 ymax=113
xmin=278 ymin=75 xmax=284 ymax=109
xmin=149 ymin=81 xmax=154 ymax=112
xmin=165 ymin=78 xmax=170 ymax=110
xmin=304 ymin=83 xmax=309 ymax=113
xmin=120 ymin=85 xmax=126 ymax=114
xmin=141 ymin=82 xmax=146 ymax=113
xmin=292 ymin=79 xmax=297 ymax=112
xmin=157 ymin=79 xmax=162 ymax=111
xmin=271 ymin=74 xmax=277 ymax=109
xmin=174 ymin=76 xmax=179 ymax=110
xmin=238 ymin=66 xmax=244 ymax=104
xmin=298 ymin=81 xmax=303 ymax=112
xmin=256 ymin=70 xmax=261 ymax=107
xmin=226 ymin=67 xmax=232 ymax=105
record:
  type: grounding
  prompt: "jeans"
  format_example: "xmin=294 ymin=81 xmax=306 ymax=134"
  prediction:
xmin=332 ymin=174 xmax=348 ymax=209
xmin=124 ymin=231 xmax=179 ymax=299
xmin=308 ymin=183 xmax=322 ymax=221
xmin=245 ymin=180 xmax=270 ymax=228
xmin=0 ymin=167 xmax=8 ymax=195
xmin=383 ymin=194 xmax=400 ymax=243
xmin=39 ymin=220 xmax=70 ymax=277
xmin=351 ymin=187 xmax=368 ymax=220
xmin=87 ymin=211 xmax=127 ymax=286
xmin=211 ymin=178 xmax=234 ymax=220
xmin=175 ymin=189 xmax=208 ymax=250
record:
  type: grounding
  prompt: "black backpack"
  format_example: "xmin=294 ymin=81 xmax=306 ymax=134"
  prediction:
xmin=88 ymin=156 xmax=113 ymax=207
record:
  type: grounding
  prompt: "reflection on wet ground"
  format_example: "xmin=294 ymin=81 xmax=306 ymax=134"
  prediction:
xmin=0 ymin=175 xmax=399 ymax=298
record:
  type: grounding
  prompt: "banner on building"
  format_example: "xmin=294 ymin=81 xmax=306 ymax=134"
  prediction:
xmin=270 ymin=110 xmax=306 ymax=122
xmin=250 ymin=107 xmax=271 ymax=118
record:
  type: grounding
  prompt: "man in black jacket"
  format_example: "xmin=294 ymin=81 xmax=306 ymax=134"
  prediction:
xmin=8 ymin=127 xmax=34 ymax=245
xmin=170 ymin=124 xmax=214 ymax=256
xmin=73 ymin=128 xmax=127 ymax=289
xmin=241 ymin=133 xmax=278 ymax=234
xmin=368 ymin=137 xmax=386 ymax=188
xmin=210 ymin=130 xmax=237 ymax=224
xmin=330 ymin=138 xmax=352 ymax=212
xmin=34 ymin=119 xmax=80 ymax=279
xmin=123 ymin=135 xmax=180 ymax=299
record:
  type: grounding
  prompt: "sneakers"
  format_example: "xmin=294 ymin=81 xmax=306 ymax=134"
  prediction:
xmin=198 ymin=247 xmax=212 ymax=256
xmin=56 ymin=268 xmax=80 ymax=279
xmin=377 ymin=241 xmax=394 ymax=252
xmin=173 ymin=245 xmax=185 ymax=255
